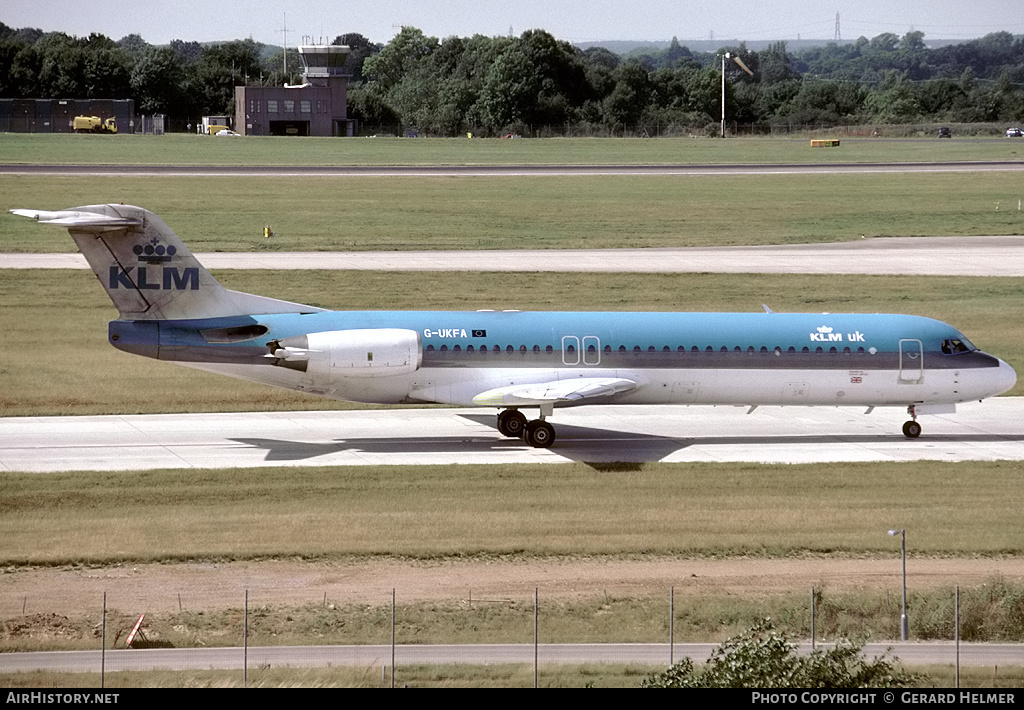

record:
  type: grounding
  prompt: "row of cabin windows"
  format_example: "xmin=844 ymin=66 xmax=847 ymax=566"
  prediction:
xmin=424 ymin=344 xmax=874 ymax=355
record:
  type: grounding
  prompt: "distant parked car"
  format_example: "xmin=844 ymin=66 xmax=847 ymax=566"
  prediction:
xmin=937 ymin=127 xmax=952 ymax=138
xmin=215 ymin=129 xmax=241 ymax=137
xmin=1007 ymin=127 xmax=1024 ymax=138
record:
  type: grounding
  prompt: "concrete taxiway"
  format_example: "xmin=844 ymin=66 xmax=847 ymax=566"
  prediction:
xmin=5 ymin=235 xmax=1024 ymax=276
xmin=4 ymin=399 xmax=1023 ymax=473
xmin=4 ymin=641 xmax=1021 ymax=672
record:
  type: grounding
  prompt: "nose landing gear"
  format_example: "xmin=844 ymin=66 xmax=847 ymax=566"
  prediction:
xmin=902 ymin=405 xmax=922 ymax=438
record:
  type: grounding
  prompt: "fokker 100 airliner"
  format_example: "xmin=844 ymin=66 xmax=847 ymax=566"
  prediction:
xmin=13 ymin=204 xmax=1017 ymax=448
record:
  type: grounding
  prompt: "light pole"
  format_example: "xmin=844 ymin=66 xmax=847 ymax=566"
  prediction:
xmin=719 ymin=51 xmax=753 ymax=138
xmin=720 ymin=52 xmax=730 ymax=138
xmin=888 ymin=528 xmax=908 ymax=640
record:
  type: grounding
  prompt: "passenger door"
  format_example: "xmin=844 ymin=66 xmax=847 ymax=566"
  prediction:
xmin=899 ymin=339 xmax=924 ymax=384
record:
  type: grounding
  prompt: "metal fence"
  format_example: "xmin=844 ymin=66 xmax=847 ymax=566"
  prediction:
xmin=6 ymin=582 xmax=1024 ymax=687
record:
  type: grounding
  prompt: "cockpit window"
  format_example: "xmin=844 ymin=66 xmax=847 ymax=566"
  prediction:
xmin=941 ymin=338 xmax=974 ymax=355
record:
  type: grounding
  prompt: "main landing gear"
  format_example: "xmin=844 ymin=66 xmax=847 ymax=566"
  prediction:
xmin=497 ymin=408 xmax=556 ymax=448
xmin=902 ymin=405 xmax=922 ymax=439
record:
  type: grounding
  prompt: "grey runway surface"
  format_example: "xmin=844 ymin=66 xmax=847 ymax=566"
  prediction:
xmin=4 ymin=642 xmax=1021 ymax=672
xmin=4 ymin=399 xmax=1023 ymax=473
xmin=6 ymin=236 xmax=1024 ymax=276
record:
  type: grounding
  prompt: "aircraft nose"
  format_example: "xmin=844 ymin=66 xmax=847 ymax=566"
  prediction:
xmin=995 ymin=358 xmax=1018 ymax=395
xmin=964 ymin=355 xmax=1016 ymax=401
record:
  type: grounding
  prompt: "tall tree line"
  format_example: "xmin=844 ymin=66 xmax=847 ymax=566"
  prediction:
xmin=0 ymin=24 xmax=282 ymax=123
xmin=2 ymin=22 xmax=1022 ymax=134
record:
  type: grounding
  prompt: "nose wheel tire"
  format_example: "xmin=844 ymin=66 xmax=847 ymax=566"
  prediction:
xmin=902 ymin=420 xmax=922 ymax=438
xmin=525 ymin=420 xmax=556 ymax=448
xmin=497 ymin=409 xmax=528 ymax=438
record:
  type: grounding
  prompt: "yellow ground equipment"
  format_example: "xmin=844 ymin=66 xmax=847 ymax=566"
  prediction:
xmin=73 ymin=116 xmax=118 ymax=134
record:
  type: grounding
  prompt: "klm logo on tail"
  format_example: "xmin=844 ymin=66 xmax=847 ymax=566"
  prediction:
xmin=109 ymin=265 xmax=199 ymax=290
xmin=109 ymin=238 xmax=199 ymax=290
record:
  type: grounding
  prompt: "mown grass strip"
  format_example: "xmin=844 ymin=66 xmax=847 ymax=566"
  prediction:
xmin=3 ymin=171 xmax=1023 ymax=252
xmin=3 ymin=133 xmax=1024 ymax=167
xmin=3 ymin=461 xmax=1023 ymax=564
xmin=3 ymin=664 xmax=1022 ymax=689
xmin=0 ymin=665 xmax=662 ymax=689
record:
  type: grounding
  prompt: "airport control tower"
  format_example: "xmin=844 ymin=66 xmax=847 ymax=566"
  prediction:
xmin=297 ymin=44 xmax=350 ymax=87
xmin=235 ymin=44 xmax=353 ymax=137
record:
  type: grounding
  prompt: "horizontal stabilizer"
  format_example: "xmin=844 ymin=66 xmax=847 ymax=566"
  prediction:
xmin=10 ymin=209 xmax=141 ymax=228
xmin=473 ymin=377 xmax=636 ymax=406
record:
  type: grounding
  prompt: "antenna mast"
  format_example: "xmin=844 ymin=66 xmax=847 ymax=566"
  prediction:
xmin=277 ymin=14 xmax=290 ymax=77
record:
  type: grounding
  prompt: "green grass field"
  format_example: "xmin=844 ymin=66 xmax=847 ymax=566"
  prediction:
xmin=3 ymin=171 xmax=1023 ymax=252
xmin=3 ymin=133 xmax=1024 ymax=167
xmin=3 ymin=269 xmax=1022 ymax=416
xmin=9 ymin=664 xmax=1020 ymax=689
xmin=1 ymin=665 xmax=663 ymax=689
xmin=3 ymin=461 xmax=1024 ymax=564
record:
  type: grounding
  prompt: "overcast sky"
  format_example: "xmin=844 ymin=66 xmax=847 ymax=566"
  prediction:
xmin=5 ymin=0 xmax=1023 ymax=47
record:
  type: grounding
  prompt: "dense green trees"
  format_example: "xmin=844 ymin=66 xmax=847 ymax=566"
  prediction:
xmin=183 ymin=38 xmax=262 ymax=115
xmin=1 ymin=20 xmax=1022 ymax=134
xmin=131 ymin=47 xmax=184 ymax=114
xmin=1 ymin=30 xmax=133 ymax=100
xmin=337 ymin=27 xmax=1024 ymax=135
xmin=0 ymin=24 xmax=295 ymax=122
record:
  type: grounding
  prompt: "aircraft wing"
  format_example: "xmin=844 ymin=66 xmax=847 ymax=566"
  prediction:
xmin=10 ymin=209 xmax=141 ymax=228
xmin=472 ymin=377 xmax=637 ymax=407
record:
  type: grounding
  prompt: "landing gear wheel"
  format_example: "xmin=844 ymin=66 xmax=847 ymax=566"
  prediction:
xmin=902 ymin=420 xmax=922 ymax=439
xmin=524 ymin=420 xmax=556 ymax=448
xmin=497 ymin=409 xmax=528 ymax=438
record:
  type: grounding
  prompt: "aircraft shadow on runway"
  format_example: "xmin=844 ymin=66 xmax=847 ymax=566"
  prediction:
xmin=229 ymin=414 xmax=684 ymax=464
xmin=226 ymin=413 xmax=1024 ymax=467
xmin=228 ymin=429 xmax=682 ymax=465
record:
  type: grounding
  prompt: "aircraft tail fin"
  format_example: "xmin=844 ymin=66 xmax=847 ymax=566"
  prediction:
xmin=12 ymin=205 xmax=323 ymax=320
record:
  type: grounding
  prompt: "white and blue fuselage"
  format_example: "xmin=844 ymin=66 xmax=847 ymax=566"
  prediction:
xmin=114 ymin=308 xmax=1013 ymax=411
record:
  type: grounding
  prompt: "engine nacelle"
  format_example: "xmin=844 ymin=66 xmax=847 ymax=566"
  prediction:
xmin=272 ymin=328 xmax=421 ymax=378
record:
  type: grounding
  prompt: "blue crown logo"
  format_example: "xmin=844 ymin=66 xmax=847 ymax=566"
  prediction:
xmin=133 ymin=238 xmax=177 ymax=263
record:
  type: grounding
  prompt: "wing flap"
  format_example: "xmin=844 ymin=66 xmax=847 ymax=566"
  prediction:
xmin=473 ymin=377 xmax=636 ymax=406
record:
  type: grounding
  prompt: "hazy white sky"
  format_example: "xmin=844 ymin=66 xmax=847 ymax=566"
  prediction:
xmin=5 ymin=0 xmax=1023 ymax=46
